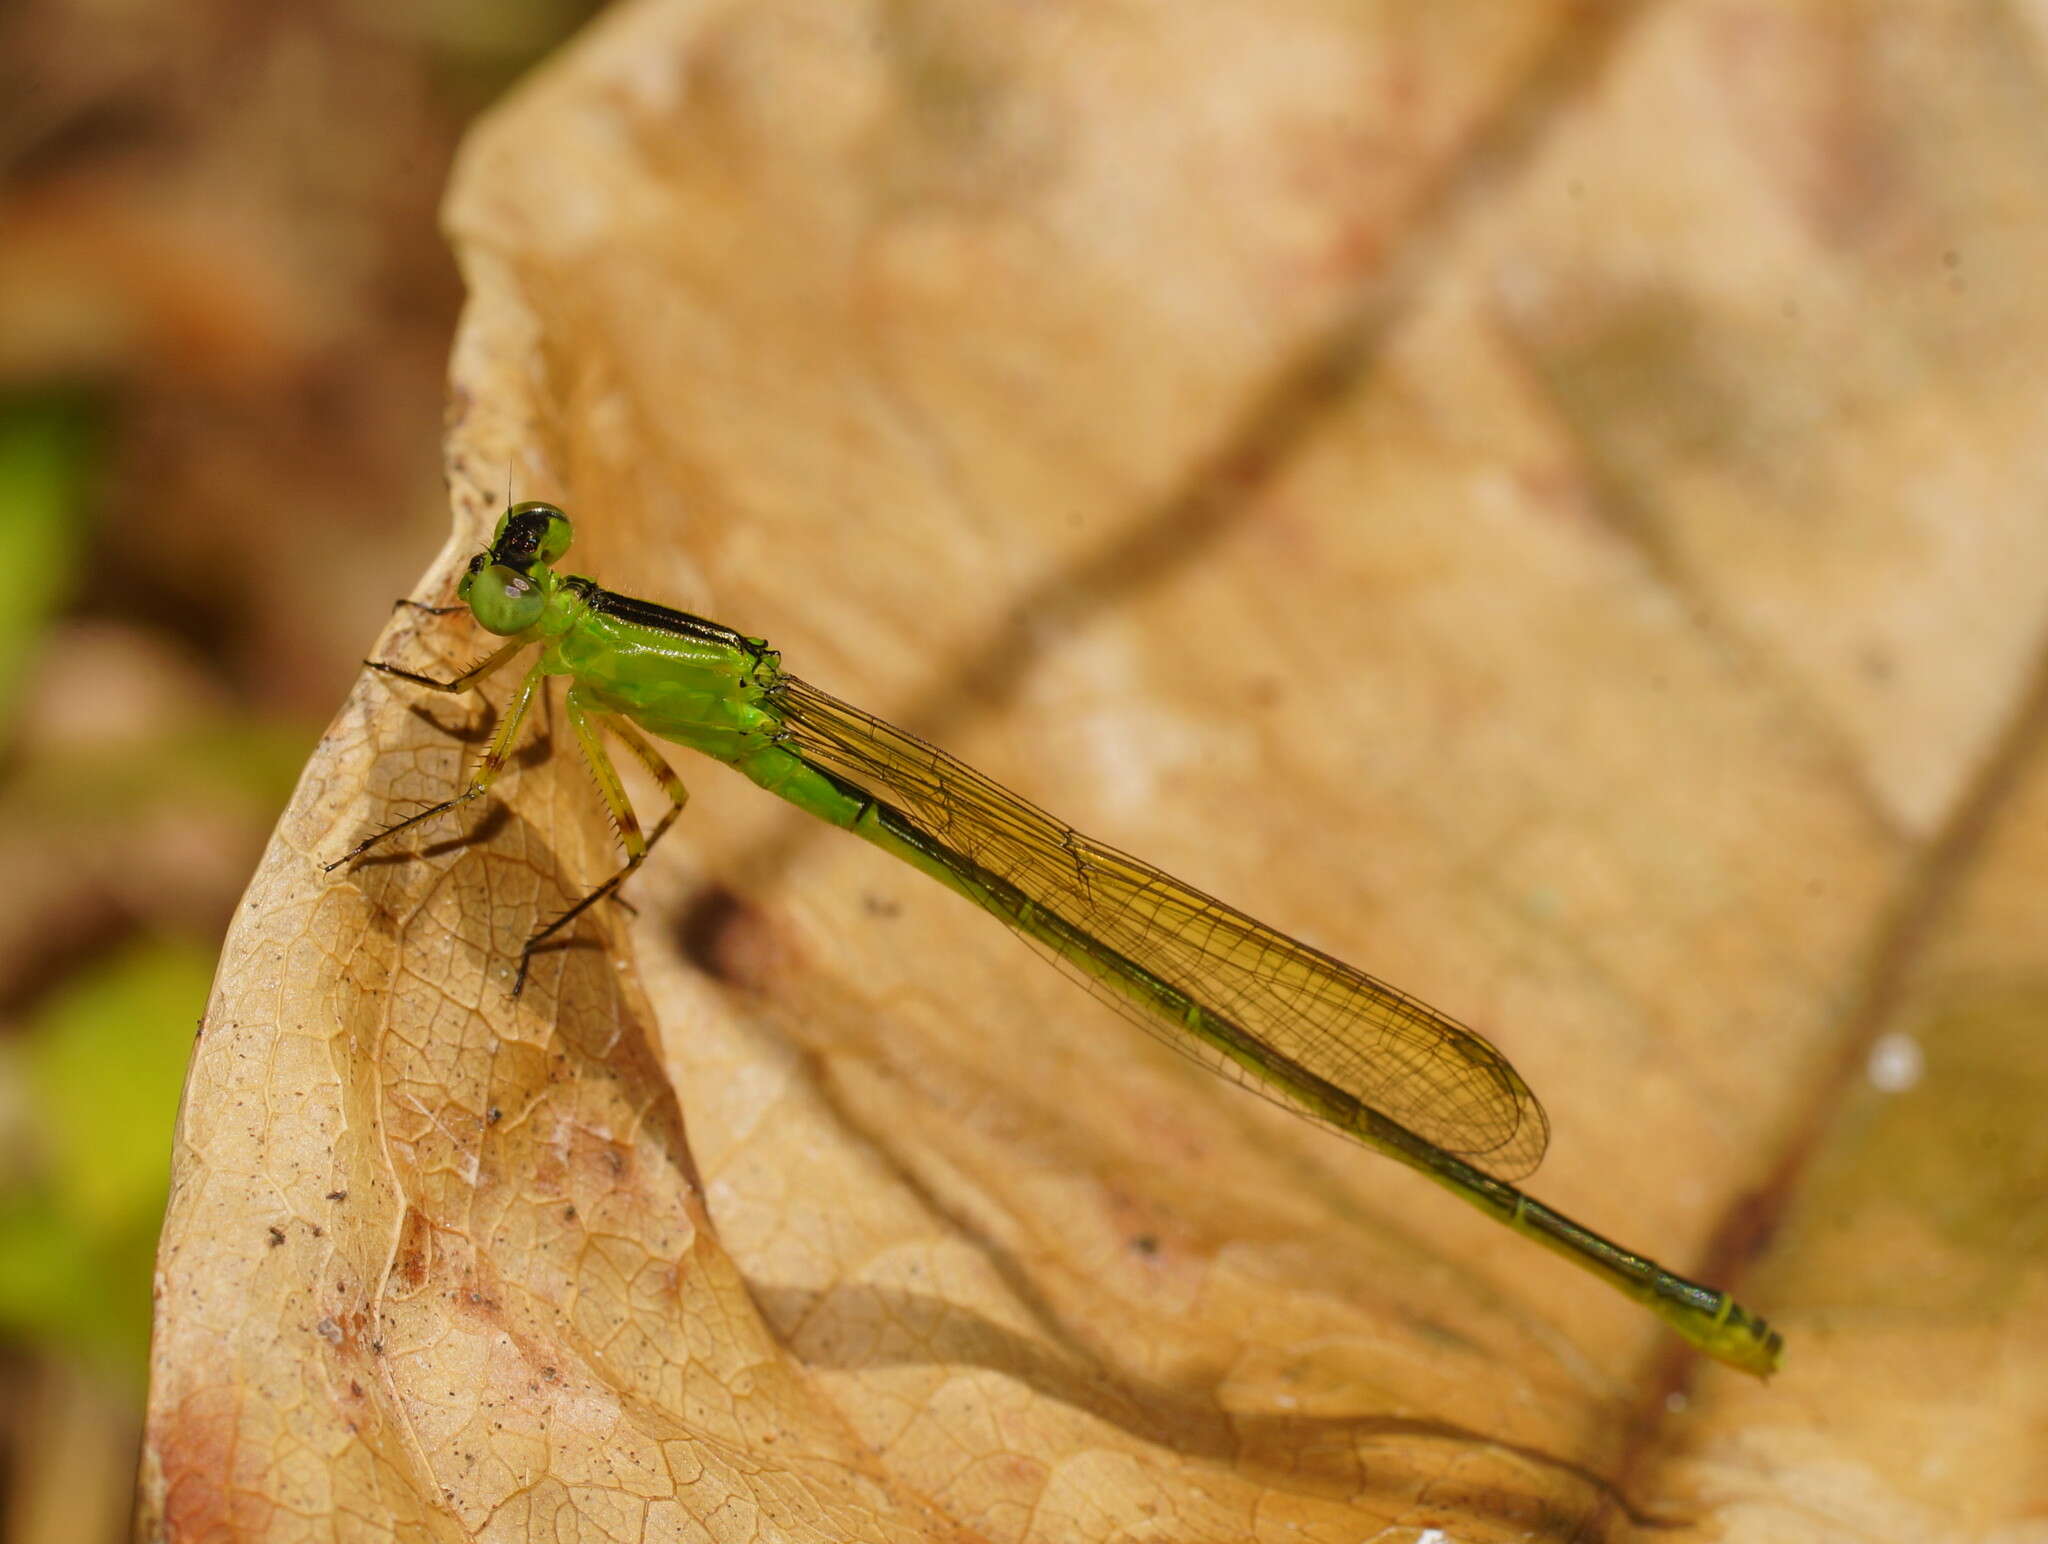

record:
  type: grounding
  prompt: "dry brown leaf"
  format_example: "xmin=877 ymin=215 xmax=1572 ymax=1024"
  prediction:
xmin=141 ymin=3 xmax=2048 ymax=1540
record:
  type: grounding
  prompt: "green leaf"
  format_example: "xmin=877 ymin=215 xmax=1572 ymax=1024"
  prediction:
xmin=0 ymin=939 xmax=211 ymax=1374
xmin=0 ymin=391 xmax=100 ymax=745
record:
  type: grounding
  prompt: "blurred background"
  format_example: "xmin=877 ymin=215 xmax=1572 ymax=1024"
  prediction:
xmin=0 ymin=2 xmax=601 ymax=1537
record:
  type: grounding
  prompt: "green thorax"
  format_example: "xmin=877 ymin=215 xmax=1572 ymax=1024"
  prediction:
xmin=543 ymin=577 xmax=785 ymax=759
xmin=458 ymin=501 xmax=785 ymax=762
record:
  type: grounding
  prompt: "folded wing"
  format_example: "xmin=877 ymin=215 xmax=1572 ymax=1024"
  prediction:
xmin=772 ymin=674 xmax=1550 ymax=1181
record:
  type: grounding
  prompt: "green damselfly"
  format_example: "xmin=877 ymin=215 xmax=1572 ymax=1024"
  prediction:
xmin=328 ymin=501 xmax=1783 ymax=1378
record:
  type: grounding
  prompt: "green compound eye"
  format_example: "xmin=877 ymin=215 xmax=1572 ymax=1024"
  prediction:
xmin=533 ymin=506 xmax=572 ymax=564
xmin=491 ymin=501 xmax=574 ymax=567
xmin=467 ymin=563 xmax=546 ymax=635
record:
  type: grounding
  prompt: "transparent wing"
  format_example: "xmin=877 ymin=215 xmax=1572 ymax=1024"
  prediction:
xmin=773 ymin=675 xmax=1550 ymax=1180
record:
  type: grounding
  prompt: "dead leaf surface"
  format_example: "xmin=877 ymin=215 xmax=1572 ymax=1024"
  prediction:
xmin=142 ymin=2 xmax=2048 ymax=1540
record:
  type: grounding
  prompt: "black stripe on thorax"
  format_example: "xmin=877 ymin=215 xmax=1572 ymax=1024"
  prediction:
xmin=567 ymin=578 xmax=760 ymax=656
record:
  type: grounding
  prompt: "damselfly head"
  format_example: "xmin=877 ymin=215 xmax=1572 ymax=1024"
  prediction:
xmin=453 ymin=502 xmax=573 ymax=636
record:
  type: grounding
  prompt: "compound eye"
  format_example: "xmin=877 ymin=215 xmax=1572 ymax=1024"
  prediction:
xmin=490 ymin=501 xmax=574 ymax=568
xmin=467 ymin=563 xmax=546 ymax=635
xmin=534 ymin=506 xmax=573 ymax=564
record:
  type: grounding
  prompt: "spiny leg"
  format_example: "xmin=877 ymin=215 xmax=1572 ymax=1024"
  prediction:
xmin=591 ymin=717 xmax=688 ymax=926
xmin=364 ymin=635 xmax=528 ymax=694
xmin=598 ymin=715 xmax=692 ymax=873
xmin=392 ymin=597 xmax=469 ymax=618
xmin=324 ymin=655 xmax=546 ymax=871
xmin=514 ymin=692 xmax=690 ymax=995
